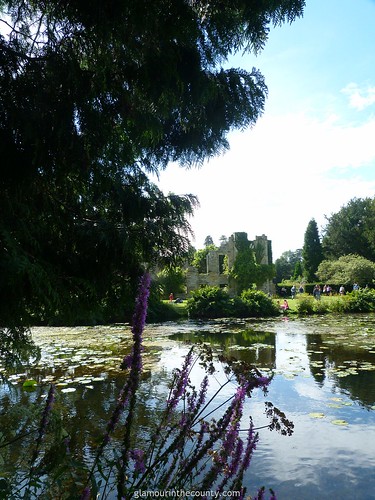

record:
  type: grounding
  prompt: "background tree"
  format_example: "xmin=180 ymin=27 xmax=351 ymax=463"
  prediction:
xmin=204 ymin=235 xmax=215 ymax=247
xmin=156 ymin=267 xmax=186 ymax=299
xmin=191 ymin=245 xmax=217 ymax=273
xmin=275 ymin=249 xmax=302 ymax=283
xmin=302 ymin=219 xmax=323 ymax=282
xmin=0 ymin=0 xmax=305 ymax=327
xmin=322 ymin=197 xmax=375 ymax=261
xmin=229 ymin=233 xmax=258 ymax=293
xmin=292 ymin=260 xmax=303 ymax=280
xmin=219 ymin=235 xmax=228 ymax=246
xmin=316 ymin=254 xmax=375 ymax=288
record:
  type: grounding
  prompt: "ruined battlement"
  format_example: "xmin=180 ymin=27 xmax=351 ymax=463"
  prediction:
xmin=186 ymin=232 xmax=274 ymax=296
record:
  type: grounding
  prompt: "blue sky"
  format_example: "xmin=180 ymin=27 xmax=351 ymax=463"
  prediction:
xmin=155 ymin=0 xmax=375 ymax=259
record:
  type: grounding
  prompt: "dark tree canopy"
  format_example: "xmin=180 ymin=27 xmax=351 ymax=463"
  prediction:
xmin=0 ymin=0 xmax=305 ymax=326
xmin=302 ymin=219 xmax=323 ymax=282
xmin=322 ymin=197 xmax=375 ymax=262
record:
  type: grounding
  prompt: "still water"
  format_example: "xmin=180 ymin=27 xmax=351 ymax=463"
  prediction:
xmin=1 ymin=314 xmax=375 ymax=499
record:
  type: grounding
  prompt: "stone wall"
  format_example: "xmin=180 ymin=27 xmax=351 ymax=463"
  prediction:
xmin=185 ymin=232 xmax=275 ymax=296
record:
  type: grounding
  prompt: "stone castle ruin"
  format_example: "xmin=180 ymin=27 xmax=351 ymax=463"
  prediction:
xmin=186 ymin=232 xmax=274 ymax=296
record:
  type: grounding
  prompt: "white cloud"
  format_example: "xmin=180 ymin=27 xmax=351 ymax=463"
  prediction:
xmin=155 ymin=111 xmax=375 ymax=258
xmin=341 ymin=83 xmax=375 ymax=111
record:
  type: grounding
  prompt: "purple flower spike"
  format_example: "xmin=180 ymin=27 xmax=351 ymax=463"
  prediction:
xmin=132 ymin=273 xmax=151 ymax=338
xmin=80 ymin=486 xmax=91 ymax=500
xmin=121 ymin=272 xmax=151 ymax=374
xmin=130 ymin=448 xmax=146 ymax=473
xmin=37 ymin=384 xmax=56 ymax=443
xmin=167 ymin=348 xmax=194 ymax=411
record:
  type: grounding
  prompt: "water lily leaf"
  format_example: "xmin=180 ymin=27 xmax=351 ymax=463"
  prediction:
xmin=22 ymin=379 xmax=37 ymax=388
xmin=309 ymin=412 xmax=325 ymax=419
xmin=331 ymin=419 xmax=348 ymax=426
xmin=61 ymin=387 xmax=76 ymax=393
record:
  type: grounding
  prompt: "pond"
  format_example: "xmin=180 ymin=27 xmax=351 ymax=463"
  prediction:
xmin=1 ymin=314 xmax=375 ymax=499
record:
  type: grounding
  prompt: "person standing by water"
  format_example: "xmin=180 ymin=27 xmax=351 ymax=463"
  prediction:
xmin=313 ymin=284 xmax=321 ymax=300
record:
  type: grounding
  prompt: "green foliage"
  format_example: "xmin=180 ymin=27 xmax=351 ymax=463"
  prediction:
xmin=187 ymin=286 xmax=278 ymax=319
xmin=295 ymin=296 xmax=315 ymax=315
xmin=302 ymin=219 xmax=323 ymax=282
xmin=191 ymin=245 xmax=217 ymax=273
xmin=0 ymin=0 xmax=305 ymax=327
xmin=327 ymin=297 xmax=349 ymax=313
xmin=316 ymin=254 xmax=375 ymax=287
xmin=187 ymin=287 xmax=232 ymax=319
xmin=239 ymin=289 xmax=279 ymax=317
xmin=322 ymin=197 xmax=375 ymax=261
xmin=293 ymin=261 xmax=303 ymax=280
xmin=0 ymin=326 xmax=41 ymax=369
xmin=230 ymin=233 xmax=275 ymax=292
xmin=275 ymin=249 xmax=302 ymax=283
xmin=230 ymin=233 xmax=257 ymax=293
xmin=345 ymin=288 xmax=375 ymax=313
xmin=156 ymin=267 xmax=186 ymax=299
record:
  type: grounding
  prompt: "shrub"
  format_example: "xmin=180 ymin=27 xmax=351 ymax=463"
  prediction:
xmin=327 ymin=297 xmax=350 ymax=313
xmin=187 ymin=287 xmax=279 ymax=319
xmin=345 ymin=288 xmax=375 ymax=313
xmin=239 ymin=290 xmax=279 ymax=317
xmin=187 ymin=286 xmax=232 ymax=319
xmin=313 ymin=300 xmax=330 ymax=315
xmin=296 ymin=296 xmax=315 ymax=315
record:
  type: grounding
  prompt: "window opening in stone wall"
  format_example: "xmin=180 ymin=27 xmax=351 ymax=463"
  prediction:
xmin=219 ymin=254 xmax=225 ymax=274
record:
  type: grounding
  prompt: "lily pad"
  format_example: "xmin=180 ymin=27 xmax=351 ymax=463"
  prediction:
xmin=331 ymin=419 xmax=349 ymax=426
xmin=22 ymin=379 xmax=37 ymax=388
xmin=309 ymin=412 xmax=325 ymax=419
xmin=61 ymin=387 xmax=77 ymax=393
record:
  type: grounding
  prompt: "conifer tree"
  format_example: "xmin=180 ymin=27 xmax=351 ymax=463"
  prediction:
xmin=0 ymin=0 xmax=305 ymax=326
xmin=302 ymin=219 xmax=323 ymax=282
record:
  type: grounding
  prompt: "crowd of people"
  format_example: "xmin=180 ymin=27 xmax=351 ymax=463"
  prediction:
xmin=280 ymin=282 xmax=364 ymax=301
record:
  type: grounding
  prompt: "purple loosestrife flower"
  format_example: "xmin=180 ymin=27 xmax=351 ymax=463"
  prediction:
xmin=120 ymin=272 xmax=151 ymax=373
xmin=130 ymin=448 xmax=146 ymax=474
xmin=228 ymin=438 xmax=244 ymax=476
xmin=87 ymin=273 xmax=151 ymax=494
xmin=31 ymin=384 xmax=56 ymax=465
xmin=241 ymin=419 xmax=259 ymax=471
xmin=269 ymin=489 xmax=277 ymax=500
xmin=117 ymin=273 xmax=151 ymax=498
xmin=120 ymin=354 xmax=133 ymax=370
xmin=197 ymin=374 xmax=209 ymax=408
xmin=80 ymin=486 xmax=91 ymax=500
xmin=167 ymin=347 xmax=194 ymax=412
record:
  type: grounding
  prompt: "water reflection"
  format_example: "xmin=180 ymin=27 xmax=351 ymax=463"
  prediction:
xmin=0 ymin=316 xmax=375 ymax=499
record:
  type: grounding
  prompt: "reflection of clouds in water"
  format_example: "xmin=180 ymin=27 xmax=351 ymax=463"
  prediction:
xmin=293 ymin=381 xmax=325 ymax=400
xmin=248 ymin=412 xmax=375 ymax=495
xmin=275 ymin=332 xmax=310 ymax=373
xmin=158 ymin=344 xmax=236 ymax=398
